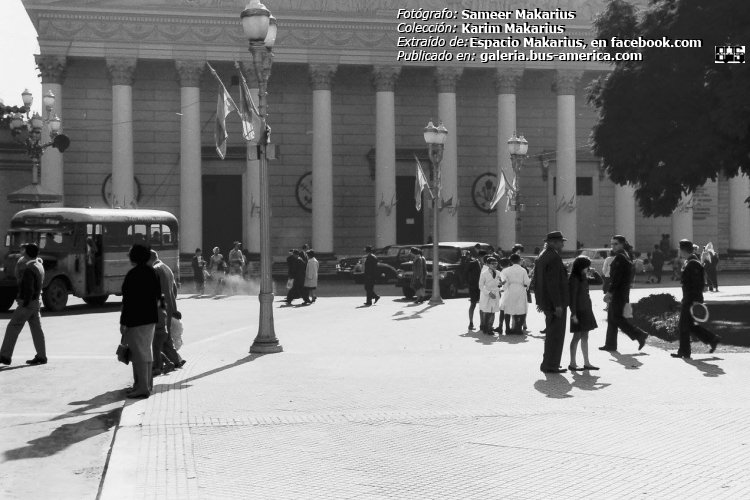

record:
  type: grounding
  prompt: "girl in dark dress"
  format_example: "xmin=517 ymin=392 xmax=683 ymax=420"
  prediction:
xmin=568 ymin=256 xmax=599 ymax=371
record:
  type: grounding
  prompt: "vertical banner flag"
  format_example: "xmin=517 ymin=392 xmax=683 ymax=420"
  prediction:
xmin=489 ymin=171 xmax=508 ymax=209
xmin=414 ymin=155 xmax=432 ymax=211
xmin=206 ymin=62 xmax=239 ymax=159
xmin=235 ymin=62 xmax=263 ymax=144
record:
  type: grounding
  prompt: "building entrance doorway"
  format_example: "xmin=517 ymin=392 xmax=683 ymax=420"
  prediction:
xmin=396 ymin=176 xmax=424 ymax=244
xmin=202 ymin=175 xmax=242 ymax=255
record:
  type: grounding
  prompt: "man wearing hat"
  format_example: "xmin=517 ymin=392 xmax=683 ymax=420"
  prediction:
xmin=672 ymin=239 xmax=720 ymax=358
xmin=363 ymin=245 xmax=381 ymax=306
xmin=533 ymin=231 xmax=569 ymax=373
xmin=0 ymin=243 xmax=48 ymax=366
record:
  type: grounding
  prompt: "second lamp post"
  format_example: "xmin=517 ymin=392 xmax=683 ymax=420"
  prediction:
xmin=423 ymin=120 xmax=448 ymax=305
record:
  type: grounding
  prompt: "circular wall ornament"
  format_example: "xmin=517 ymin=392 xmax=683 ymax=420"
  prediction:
xmin=295 ymin=172 xmax=312 ymax=212
xmin=101 ymin=174 xmax=142 ymax=207
xmin=472 ymin=172 xmax=499 ymax=214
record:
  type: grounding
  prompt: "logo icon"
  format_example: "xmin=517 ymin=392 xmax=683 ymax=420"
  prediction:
xmin=715 ymin=45 xmax=745 ymax=63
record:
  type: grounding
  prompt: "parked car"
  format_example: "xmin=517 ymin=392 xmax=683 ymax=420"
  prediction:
xmin=352 ymin=245 xmax=415 ymax=284
xmin=395 ymin=242 xmax=492 ymax=299
xmin=336 ymin=254 xmax=361 ymax=277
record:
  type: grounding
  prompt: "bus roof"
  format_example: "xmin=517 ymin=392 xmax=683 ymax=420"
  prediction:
xmin=11 ymin=208 xmax=178 ymax=225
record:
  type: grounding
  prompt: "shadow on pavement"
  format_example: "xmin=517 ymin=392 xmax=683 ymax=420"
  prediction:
xmin=534 ymin=373 xmax=573 ymax=399
xmin=609 ymin=351 xmax=646 ymax=369
xmin=459 ymin=329 xmax=496 ymax=345
xmin=683 ymin=356 xmax=726 ymax=377
xmin=496 ymin=334 xmax=529 ymax=345
xmin=393 ymin=303 xmax=439 ymax=320
xmin=570 ymin=372 xmax=611 ymax=391
xmin=3 ymin=408 xmax=122 ymax=461
xmin=153 ymin=353 xmax=261 ymax=393
xmin=0 ymin=364 xmax=34 ymax=373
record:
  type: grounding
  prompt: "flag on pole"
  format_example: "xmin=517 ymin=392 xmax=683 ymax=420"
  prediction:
xmin=235 ymin=62 xmax=263 ymax=144
xmin=206 ymin=62 xmax=239 ymax=159
xmin=490 ymin=170 xmax=511 ymax=209
xmin=414 ymin=155 xmax=432 ymax=211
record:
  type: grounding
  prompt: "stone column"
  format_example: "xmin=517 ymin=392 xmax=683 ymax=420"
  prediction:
xmin=494 ymin=68 xmax=523 ymax=250
xmin=241 ymin=67 xmax=261 ymax=256
xmin=672 ymin=193 xmax=694 ymax=245
xmin=309 ymin=64 xmax=337 ymax=254
xmin=435 ymin=67 xmax=462 ymax=241
xmin=372 ymin=66 xmax=400 ymax=248
xmin=36 ymin=55 xmax=67 ymax=206
xmin=614 ymin=183 xmax=636 ymax=249
xmin=106 ymin=57 xmax=137 ymax=208
xmin=554 ymin=70 xmax=582 ymax=250
xmin=176 ymin=60 xmax=204 ymax=254
xmin=729 ymin=172 xmax=750 ymax=254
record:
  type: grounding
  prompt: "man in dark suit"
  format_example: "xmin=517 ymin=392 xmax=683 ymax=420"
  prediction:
xmin=466 ymin=250 xmax=485 ymax=330
xmin=600 ymin=235 xmax=649 ymax=351
xmin=672 ymin=239 xmax=720 ymax=358
xmin=363 ymin=245 xmax=380 ymax=306
xmin=650 ymin=244 xmax=665 ymax=284
xmin=534 ymin=231 xmax=569 ymax=373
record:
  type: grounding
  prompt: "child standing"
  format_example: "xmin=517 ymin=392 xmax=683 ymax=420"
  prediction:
xmin=568 ymin=255 xmax=599 ymax=371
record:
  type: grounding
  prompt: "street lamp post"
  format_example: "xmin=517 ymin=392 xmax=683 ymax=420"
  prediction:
xmin=507 ymin=132 xmax=528 ymax=212
xmin=3 ymin=89 xmax=69 ymax=205
xmin=423 ymin=120 xmax=448 ymax=305
xmin=241 ymin=0 xmax=282 ymax=354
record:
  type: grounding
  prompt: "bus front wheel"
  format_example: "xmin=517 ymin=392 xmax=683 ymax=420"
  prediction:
xmin=83 ymin=295 xmax=109 ymax=307
xmin=0 ymin=289 xmax=14 ymax=312
xmin=42 ymin=278 xmax=69 ymax=312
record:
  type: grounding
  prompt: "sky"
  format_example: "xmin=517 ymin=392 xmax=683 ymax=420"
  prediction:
xmin=0 ymin=0 xmax=42 ymax=113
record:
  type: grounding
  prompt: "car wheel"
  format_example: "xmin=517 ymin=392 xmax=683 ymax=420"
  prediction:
xmin=82 ymin=294 xmax=109 ymax=306
xmin=42 ymin=278 xmax=69 ymax=312
xmin=0 ymin=288 xmax=14 ymax=312
xmin=402 ymin=287 xmax=415 ymax=299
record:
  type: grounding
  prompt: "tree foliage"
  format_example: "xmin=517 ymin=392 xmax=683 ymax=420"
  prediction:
xmin=588 ymin=0 xmax=750 ymax=217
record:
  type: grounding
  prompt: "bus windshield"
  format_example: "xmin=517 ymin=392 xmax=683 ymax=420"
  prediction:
xmin=6 ymin=230 xmax=71 ymax=252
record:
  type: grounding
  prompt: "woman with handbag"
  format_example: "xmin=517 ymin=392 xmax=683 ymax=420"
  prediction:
xmin=120 ymin=244 xmax=163 ymax=398
xmin=568 ymin=255 xmax=598 ymax=371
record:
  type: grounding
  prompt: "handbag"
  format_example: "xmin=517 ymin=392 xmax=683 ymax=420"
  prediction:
xmin=170 ymin=316 xmax=184 ymax=350
xmin=286 ymin=278 xmax=294 ymax=289
xmin=623 ymin=302 xmax=634 ymax=319
xmin=116 ymin=343 xmax=131 ymax=365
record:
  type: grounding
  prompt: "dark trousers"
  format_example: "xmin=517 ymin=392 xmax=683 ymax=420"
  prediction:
xmin=678 ymin=302 xmax=718 ymax=356
xmin=604 ymin=300 xmax=647 ymax=349
xmin=541 ymin=310 xmax=567 ymax=370
xmin=364 ymin=281 xmax=379 ymax=304
xmin=286 ymin=282 xmax=309 ymax=303
xmin=705 ymin=265 xmax=718 ymax=291
xmin=652 ymin=264 xmax=663 ymax=283
xmin=152 ymin=310 xmax=182 ymax=371
xmin=0 ymin=299 xmax=46 ymax=360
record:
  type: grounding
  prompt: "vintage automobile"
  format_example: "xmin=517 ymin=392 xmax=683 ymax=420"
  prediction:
xmin=395 ymin=242 xmax=492 ymax=299
xmin=351 ymin=245 xmax=415 ymax=284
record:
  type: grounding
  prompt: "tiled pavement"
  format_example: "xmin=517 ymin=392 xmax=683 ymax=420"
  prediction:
xmin=100 ymin=286 xmax=750 ymax=499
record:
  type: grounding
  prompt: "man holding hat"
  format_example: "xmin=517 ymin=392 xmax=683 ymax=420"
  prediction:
xmin=672 ymin=239 xmax=720 ymax=358
xmin=533 ymin=231 xmax=569 ymax=373
xmin=0 ymin=243 xmax=48 ymax=366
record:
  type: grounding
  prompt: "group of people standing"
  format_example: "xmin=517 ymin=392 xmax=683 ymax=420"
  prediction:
xmin=285 ymin=244 xmax=320 ymax=305
xmin=649 ymin=234 xmax=720 ymax=292
xmin=191 ymin=241 xmax=249 ymax=296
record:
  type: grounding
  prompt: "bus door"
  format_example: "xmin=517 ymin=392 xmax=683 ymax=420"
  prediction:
xmin=85 ymin=223 xmax=103 ymax=295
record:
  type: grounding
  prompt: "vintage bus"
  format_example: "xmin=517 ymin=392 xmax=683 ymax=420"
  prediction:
xmin=0 ymin=208 xmax=178 ymax=312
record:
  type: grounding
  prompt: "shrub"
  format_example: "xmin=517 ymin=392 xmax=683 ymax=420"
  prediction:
xmin=632 ymin=293 xmax=681 ymax=341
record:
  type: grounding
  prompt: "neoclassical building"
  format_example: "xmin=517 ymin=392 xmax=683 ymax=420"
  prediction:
xmin=7 ymin=0 xmax=750 ymax=265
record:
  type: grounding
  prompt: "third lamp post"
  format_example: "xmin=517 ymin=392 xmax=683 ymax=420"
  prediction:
xmin=423 ymin=120 xmax=448 ymax=305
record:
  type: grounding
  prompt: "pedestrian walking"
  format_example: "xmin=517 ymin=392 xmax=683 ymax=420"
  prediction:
xmin=304 ymin=249 xmax=319 ymax=303
xmin=602 ymin=249 xmax=615 ymax=293
xmin=149 ymin=250 xmax=185 ymax=376
xmin=702 ymin=242 xmax=719 ymax=292
xmin=363 ymin=246 xmax=380 ymax=306
xmin=568 ymin=255 xmax=599 ymax=371
xmin=478 ymin=256 xmax=502 ymax=335
xmin=671 ymin=239 xmax=721 ymax=358
xmin=466 ymin=250 xmax=485 ymax=330
xmin=285 ymin=250 xmax=310 ymax=304
xmin=410 ymin=247 xmax=427 ymax=304
xmin=0 ymin=243 xmax=47 ymax=366
xmin=119 ymin=244 xmax=162 ymax=398
xmin=534 ymin=231 xmax=569 ymax=373
xmin=659 ymin=233 xmax=671 ymax=257
xmin=209 ymin=247 xmax=227 ymax=295
xmin=650 ymin=244 xmax=665 ymax=284
xmin=499 ymin=253 xmax=531 ymax=335
xmin=191 ymin=248 xmax=206 ymax=295
xmin=599 ymin=235 xmax=649 ymax=352
xmin=228 ymin=241 xmax=246 ymax=294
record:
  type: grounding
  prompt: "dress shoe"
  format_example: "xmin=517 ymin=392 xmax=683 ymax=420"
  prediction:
xmin=177 ymin=359 xmax=187 ymax=368
xmin=0 ymin=356 xmax=11 ymax=365
xmin=25 ymin=356 xmax=47 ymax=365
xmin=598 ymin=346 xmax=616 ymax=352
xmin=583 ymin=365 xmax=600 ymax=370
xmin=568 ymin=365 xmax=584 ymax=371
xmin=671 ymin=352 xmax=691 ymax=359
xmin=638 ymin=334 xmax=648 ymax=351
xmin=374 ymin=296 xmax=380 ymax=304
xmin=542 ymin=368 xmax=568 ymax=374
xmin=363 ymin=302 xmax=372 ymax=306
xmin=709 ymin=337 xmax=720 ymax=354
xmin=468 ymin=323 xmax=475 ymax=331
xmin=493 ymin=327 xmax=503 ymax=334
xmin=127 ymin=392 xmax=150 ymax=399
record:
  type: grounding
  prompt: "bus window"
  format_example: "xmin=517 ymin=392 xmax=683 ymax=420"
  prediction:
xmin=161 ymin=224 xmax=173 ymax=246
xmin=103 ymin=223 xmax=129 ymax=248
xmin=4 ymin=234 xmax=9 ymax=247
xmin=39 ymin=232 xmax=66 ymax=251
xmin=150 ymin=224 xmax=162 ymax=247
xmin=128 ymin=224 xmax=148 ymax=245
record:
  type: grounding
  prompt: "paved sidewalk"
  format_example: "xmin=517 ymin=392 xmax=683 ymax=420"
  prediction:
xmin=101 ymin=286 xmax=750 ymax=499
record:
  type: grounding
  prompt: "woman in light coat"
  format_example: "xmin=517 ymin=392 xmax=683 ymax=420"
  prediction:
xmin=478 ymin=256 xmax=502 ymax=335
xmin=499 ymin=253 xmax=531 ymax=334
xmin=303 ymin=249 xmax=320 ymax=303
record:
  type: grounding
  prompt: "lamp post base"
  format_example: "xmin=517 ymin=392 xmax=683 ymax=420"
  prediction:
xmin=250 ymin=340 xmax=283 ymax=354
xmin=428 ymin=296 xmax=444 ymax=306
xmin=250 ymin=290 xmax=283 ymax=354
